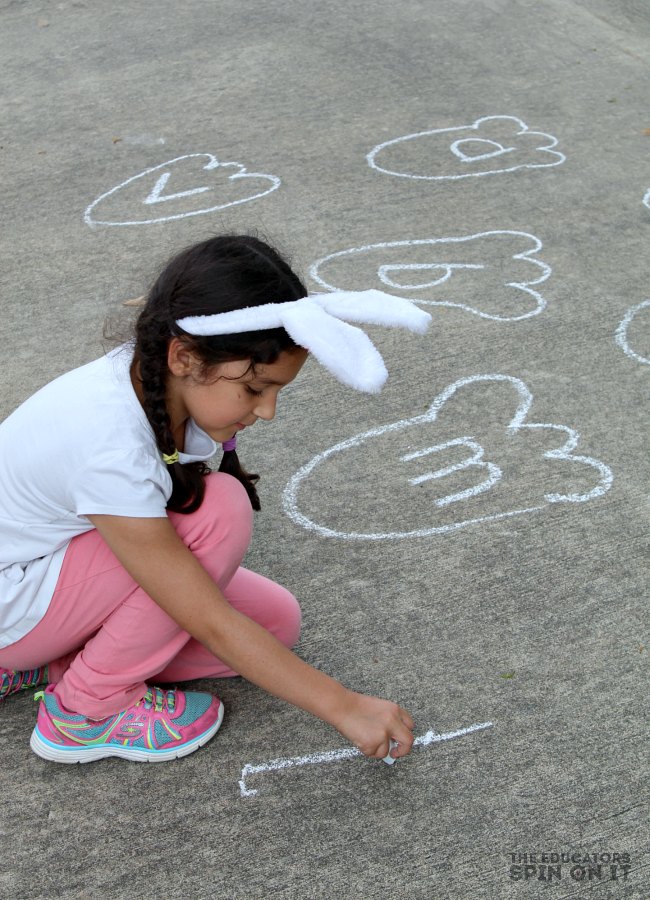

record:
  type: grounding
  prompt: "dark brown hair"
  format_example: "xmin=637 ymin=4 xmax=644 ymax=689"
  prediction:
xmin=132 ymin=234 xmax=307 ymax=513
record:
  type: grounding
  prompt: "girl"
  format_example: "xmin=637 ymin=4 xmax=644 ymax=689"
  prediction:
xmin=0 ymin=234 xmax=427 ymax=765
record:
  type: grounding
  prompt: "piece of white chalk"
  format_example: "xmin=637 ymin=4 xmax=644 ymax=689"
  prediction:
xmin=382 ymin=739 xmax=398 ymax=765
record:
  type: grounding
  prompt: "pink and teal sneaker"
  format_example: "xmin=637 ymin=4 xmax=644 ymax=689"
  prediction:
xmin=30 ymin=685 xmax=224 ymax=763
xmin=0 ymin=666 xmax=48 ymax=700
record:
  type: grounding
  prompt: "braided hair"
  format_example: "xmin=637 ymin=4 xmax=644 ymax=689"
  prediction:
xmin=132 ymin=234 xmax=307 ymax=513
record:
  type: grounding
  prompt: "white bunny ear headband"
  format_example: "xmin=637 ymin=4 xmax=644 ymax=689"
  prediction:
xmin=176 ymin=290 xmax=431 ymax=393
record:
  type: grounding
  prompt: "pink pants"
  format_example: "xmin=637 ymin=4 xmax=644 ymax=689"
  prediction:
xmin=0 ymin=473 xmax=301 ymax=719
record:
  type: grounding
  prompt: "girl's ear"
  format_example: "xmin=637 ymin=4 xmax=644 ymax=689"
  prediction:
xmin=167 ymin=337 xmax=198 ymax=377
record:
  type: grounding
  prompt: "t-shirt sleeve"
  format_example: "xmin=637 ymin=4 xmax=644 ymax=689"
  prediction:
xmin=72 ymin=448 xmax=171 ymax=518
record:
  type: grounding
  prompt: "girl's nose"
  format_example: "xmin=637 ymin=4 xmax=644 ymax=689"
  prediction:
xmin=254 ymin=393 xmax=277 ymax=421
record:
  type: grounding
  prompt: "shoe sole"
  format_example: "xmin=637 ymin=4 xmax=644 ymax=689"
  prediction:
xmin=29 ymin=701 xmax=224 ymax=763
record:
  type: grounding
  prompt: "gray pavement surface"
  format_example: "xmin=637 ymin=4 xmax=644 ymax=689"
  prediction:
xmin=1 ymin=0 xmax=648 ymax=897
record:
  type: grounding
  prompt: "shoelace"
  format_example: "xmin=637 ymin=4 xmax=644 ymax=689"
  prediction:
xmin=0 ymin=666 xmax=47 ymax=698
xmin=137 ymin=687 xmax=176 ymax=714
xmin=32 ymin=685 xmax=178 ymax=717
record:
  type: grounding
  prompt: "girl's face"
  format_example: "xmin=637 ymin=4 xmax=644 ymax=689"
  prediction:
xmin=167 ymin=341 xmax=308 ymax=445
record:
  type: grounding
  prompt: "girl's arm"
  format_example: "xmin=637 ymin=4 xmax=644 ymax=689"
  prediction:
xmin=87 ymin=514 xmax=414 ymax=760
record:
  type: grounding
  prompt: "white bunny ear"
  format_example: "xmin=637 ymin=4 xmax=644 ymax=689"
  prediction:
xmin=176 ymin=289 xmax=432 ymax=393
xmin=281 ymin=302 xmax=388 ymax=393
xmin=313 ymin=290 xmax=431 ymax=333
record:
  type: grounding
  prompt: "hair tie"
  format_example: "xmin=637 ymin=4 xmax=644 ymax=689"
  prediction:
xmin=222 ymin=437 xmax=237 ymax=452
xmin=162 ymin=450 xmax=180 ymax=465
xmin=176 ymin=289 xmax=431 ymax=394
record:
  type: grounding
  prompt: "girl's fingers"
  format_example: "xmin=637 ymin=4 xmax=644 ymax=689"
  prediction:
xmin=399 ymin=708 xmax=415 ymax=731
xmin=392 ymin=718 xmax=415 ymax=757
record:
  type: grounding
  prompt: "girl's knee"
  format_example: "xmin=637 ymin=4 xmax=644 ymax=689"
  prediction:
xmin=204 ymin=472 xmax=253 ymax=525
xmin=271 ymin=587 xmax=302 ymax=650
xmin=174 ymin=472 xmax=253 ymax=553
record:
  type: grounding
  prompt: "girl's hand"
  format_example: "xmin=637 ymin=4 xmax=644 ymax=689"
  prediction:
xmin=330 ymin=690 xmax=415 ymax=761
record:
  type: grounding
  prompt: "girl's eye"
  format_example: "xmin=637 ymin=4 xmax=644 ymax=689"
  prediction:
xmin=246 ymin=386 xmax=263 ymax=397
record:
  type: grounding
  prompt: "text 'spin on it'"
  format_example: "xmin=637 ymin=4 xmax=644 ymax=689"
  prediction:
xmin=383 ymin=739 xmax=398 ymax=766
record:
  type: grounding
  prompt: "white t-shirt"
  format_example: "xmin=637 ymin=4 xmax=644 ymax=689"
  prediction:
xmin=0 ymin=344 xmax=217 ymax=648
